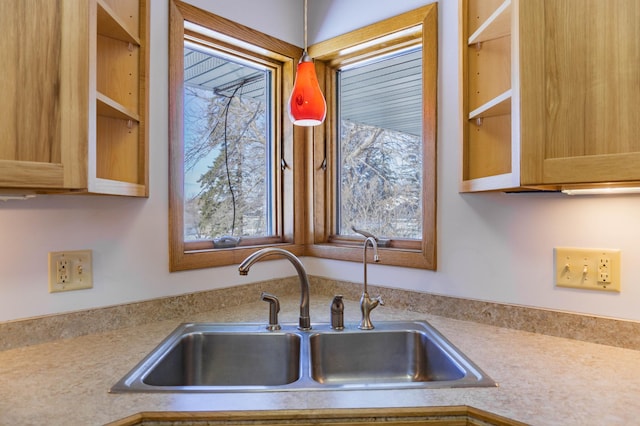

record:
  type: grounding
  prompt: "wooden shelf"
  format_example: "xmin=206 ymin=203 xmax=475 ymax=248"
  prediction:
xmin=468 ymin=0 xmax=511 ymax=45
xmin=469 ymin=89 xmax=511 ymax=120
xmin=96 ymin=92 xmax=140 ymax=122
xmin=97 ymin=0 xmax=140 ymax=45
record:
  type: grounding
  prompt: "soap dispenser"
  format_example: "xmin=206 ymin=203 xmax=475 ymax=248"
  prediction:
xmin=330 ymin=295 xmax=344 ymax=330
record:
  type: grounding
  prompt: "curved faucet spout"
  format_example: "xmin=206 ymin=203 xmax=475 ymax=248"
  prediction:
xmin=363 ymin=236 xmax=379 ymax=295
xmin=238 ymin=248 xmax=311 ymax=330
xmin=360 ymin=236 xmax=383 ymax=330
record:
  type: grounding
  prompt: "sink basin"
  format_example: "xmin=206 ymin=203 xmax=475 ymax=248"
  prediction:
xmin=111 ymin=321 xmax=496 ymax=393
xmin=310 ymin=329 xmax=465 ymax=385
xmin=144 ymin=331 xmax=300 ymax=387
xmin=111 ymin=324 xmax=301 ymax=392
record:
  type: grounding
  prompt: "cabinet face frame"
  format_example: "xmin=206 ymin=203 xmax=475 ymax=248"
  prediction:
xmin=90 ymin=0 xmax=149 ymax=197
xmin=459 ymin=0 xmax=522 ymax=192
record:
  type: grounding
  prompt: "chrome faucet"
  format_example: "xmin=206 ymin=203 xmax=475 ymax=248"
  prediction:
xmin=358 ymin=236 xmax=384 ymax=330
xmin=238 ymin=248 xmax=311 ymax=330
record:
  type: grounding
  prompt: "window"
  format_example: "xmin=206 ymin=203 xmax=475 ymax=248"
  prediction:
xmin=337 ymin=47 xmax=424 ymax=240
xmin=306 ymin=4 xmax=438 ymax=269
xmin=183 ymin=44 xmax=274 ymax=241
xmin=169 ymin=1 xmax=304 ymax=271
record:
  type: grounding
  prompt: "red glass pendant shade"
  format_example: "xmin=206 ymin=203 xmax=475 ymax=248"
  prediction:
xmin=288 ymin=54 xmax=326 ymax=126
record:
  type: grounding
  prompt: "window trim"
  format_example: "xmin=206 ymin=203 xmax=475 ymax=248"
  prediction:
xmin=304 ymin=4 xmax=438 ymax=270
xmin=169 ymin=0 xmax=305 ymax=271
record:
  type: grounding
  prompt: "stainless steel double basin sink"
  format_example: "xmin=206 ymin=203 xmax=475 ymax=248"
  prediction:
xmin=110 ymin=321 xmax=496 ymax=393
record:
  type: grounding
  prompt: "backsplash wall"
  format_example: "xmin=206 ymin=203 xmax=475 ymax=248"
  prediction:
xmin=1 ymin=0 xmax=639 ymax=323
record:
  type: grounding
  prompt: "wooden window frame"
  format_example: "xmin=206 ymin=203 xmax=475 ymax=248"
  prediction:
xmin=168 ymin=0 xmax=305 ymax=271
xmin=304 ymin=4 xmax=438 ymax=270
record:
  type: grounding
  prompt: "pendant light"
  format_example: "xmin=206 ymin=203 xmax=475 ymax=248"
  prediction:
xmin=288 ymin=0 xmax=326 ymax=126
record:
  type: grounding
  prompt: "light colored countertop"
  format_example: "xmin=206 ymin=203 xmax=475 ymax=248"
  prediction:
xmin=1 ymin=295 xmax=639 ymax=426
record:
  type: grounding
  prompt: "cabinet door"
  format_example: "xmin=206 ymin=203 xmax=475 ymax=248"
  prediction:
xmin=0 ymin=0 xmax=88 ymax=191
xmin=520 ymin=0 xmax=640 ymax=186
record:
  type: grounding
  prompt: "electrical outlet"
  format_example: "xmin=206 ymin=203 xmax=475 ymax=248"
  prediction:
xmin=56 ymin=258 xmax=69 ymax=284
xmin=48 ymin=250 xmax=93 ymax=293
xmin=555 ymin=247 xmax=620 ymax=292
xmin=598 ymin=256 xmax=611 ymax=283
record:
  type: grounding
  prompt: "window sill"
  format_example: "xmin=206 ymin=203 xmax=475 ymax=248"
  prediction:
xmin=305 ymin=243 xmax=434 ymax=270
xmin=170 ymin=243 xmax=305 ymax=272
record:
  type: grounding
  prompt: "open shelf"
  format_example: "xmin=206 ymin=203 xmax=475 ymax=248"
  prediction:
xmin=468 ymin=0 xmax=511 ymax=45
xmin=96 ymin=92 xmax=140 ymax=122
xmin=97 ymin=0 xmax=140 ymax=45
xmin=469 ymin=89 xmax=511 ymax=120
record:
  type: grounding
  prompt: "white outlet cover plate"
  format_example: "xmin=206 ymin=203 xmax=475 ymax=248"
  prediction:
xmin=48 ymin=250 xmax=93 ymax=293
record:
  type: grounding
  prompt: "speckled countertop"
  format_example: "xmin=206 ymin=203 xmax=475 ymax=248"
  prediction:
xmin=1 ymin=295 xmax=639 ymax=426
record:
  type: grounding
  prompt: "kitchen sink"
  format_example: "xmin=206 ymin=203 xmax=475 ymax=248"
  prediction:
xmin=110 ymin=321 xmax=496 ymax=393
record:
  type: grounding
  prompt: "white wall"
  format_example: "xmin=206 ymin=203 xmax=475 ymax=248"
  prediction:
xmin=1 ymin=0 xmax=639 ymax=323
xmin=0 ymin=1 xmax=301 ymax=322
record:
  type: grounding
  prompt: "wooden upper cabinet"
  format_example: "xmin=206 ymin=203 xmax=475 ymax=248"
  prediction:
xmin=0 ymin=0 xmax=149 ymax=197
xmin=460 ymin=0 xmax=640 ymax=192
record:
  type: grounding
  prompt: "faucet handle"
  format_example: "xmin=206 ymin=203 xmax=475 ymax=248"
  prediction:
xmin=358 ymin=292 xmax=384 ymax=330
xmin=260 ymin=292 xmax=281 ymax=331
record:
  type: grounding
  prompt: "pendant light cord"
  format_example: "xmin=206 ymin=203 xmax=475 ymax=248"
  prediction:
xmin=304 ymin=0 xmax=308 ymax=52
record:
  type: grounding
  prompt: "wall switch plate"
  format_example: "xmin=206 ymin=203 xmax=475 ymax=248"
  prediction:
xmin=555 ymin=247 xmax=621 ymax=292
xmin=48 ymin=250 xmax=93 ymax=293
